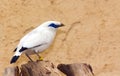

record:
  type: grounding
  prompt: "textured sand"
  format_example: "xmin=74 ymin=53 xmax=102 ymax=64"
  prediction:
xmin=1 ymin=0 xmax=120 ymax=75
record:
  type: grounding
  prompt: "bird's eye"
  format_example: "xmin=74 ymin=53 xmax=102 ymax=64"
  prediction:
xmin=48 ymin=23 xmax=58 ymax=28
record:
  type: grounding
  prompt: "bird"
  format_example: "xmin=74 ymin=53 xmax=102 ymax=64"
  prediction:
xmin=10 ymin=21 xmax=64 ymax=64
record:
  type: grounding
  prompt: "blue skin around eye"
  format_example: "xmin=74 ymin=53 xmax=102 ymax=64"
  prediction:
xmin=48 ymin=23 xmax=59 ymax=28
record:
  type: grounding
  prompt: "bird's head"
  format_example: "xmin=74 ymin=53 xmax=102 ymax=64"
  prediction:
xmin=41 ymin=21 xmax=65 ymax=29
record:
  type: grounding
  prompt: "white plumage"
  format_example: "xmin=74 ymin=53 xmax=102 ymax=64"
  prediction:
xmin=10 ymin=21 xmax=64 ymax=63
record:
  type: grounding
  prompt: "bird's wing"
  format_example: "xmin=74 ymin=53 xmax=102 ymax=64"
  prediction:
xmin=13 ymin=48 xmax=17 ymax=52
xmin=20 ymin=30 xmax=48 ymax=49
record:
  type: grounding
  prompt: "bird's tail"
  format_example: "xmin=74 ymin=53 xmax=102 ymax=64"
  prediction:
xmin=10 ymin=47 xmax=27 ymax=64
xmin=10 ymin=55 xmax=20 ymax=64
xmin=10 ymin=51 xmax=22 ymax=64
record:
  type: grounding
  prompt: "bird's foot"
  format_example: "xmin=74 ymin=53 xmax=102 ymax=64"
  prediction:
xmin=39 ymin=56 xmax=43 ymax=61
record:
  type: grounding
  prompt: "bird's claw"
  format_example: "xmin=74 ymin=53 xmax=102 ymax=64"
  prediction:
xmin=39 ymin=57 xmax=43 ymax=61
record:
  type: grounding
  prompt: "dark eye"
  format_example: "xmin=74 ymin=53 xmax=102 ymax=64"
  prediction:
xmin=48 ymin=23 xmax=59 ymax=28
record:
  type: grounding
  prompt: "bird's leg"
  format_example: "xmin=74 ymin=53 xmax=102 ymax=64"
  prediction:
xmin=34 ymin=51 xmax=43 ymax=61
xmin=25 ymin=53 xmax=33 ymax=62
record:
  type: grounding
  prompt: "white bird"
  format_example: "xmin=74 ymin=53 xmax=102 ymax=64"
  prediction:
xmin=10 ymin=21 xmax=64 ymax=64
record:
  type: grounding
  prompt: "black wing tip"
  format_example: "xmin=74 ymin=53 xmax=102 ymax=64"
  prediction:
xmin=10 ymin=56 xmax=20 ymax=64
xmin=13 ymin=48 xmax=17 ymax=52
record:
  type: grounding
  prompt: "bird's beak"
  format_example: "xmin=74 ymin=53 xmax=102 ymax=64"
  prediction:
xmin=60 ymin=23 xmax=65 ymax=27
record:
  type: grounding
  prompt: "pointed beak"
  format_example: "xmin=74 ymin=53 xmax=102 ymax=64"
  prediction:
xmin=60 ymin=23 xmax=65 ymax=27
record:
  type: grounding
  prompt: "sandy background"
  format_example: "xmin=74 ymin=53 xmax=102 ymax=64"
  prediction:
xmin=0 ymin=0 xmax=120 ymax=76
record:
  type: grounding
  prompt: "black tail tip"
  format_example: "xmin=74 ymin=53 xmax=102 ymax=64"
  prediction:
xmin=10 ymin=56 xmax=20 ymax=64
